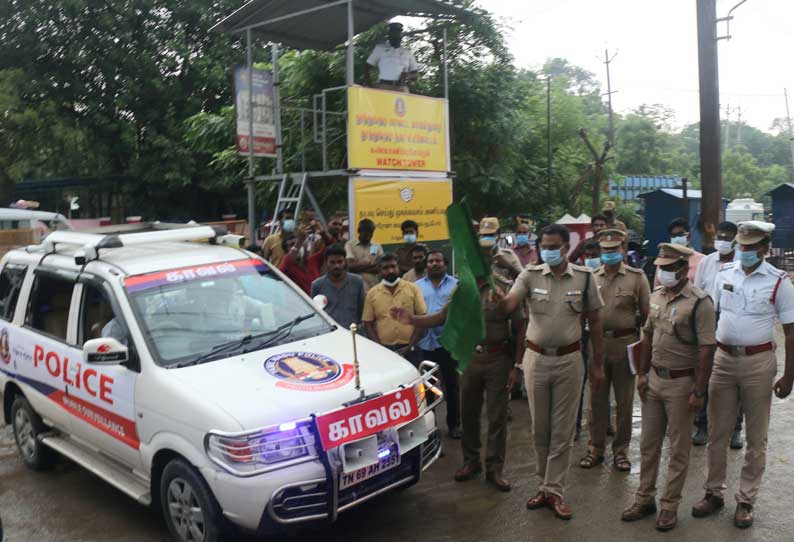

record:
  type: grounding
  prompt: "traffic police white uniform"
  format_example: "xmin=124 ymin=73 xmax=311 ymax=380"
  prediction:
xmin=693 ymin=221 xmax=794 ymax=528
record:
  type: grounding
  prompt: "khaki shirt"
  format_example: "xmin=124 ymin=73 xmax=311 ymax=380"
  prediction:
xmin=492 ymin=247 xmax=523 ymax=282
xmin=643 ymin=282 xmax=716 ymax=369
xmin=402 ymin=268 xmax=426 ymax=282
xmin=594 ymin=263 xmax=651 ymax=332
xmin=482 ymin=275 xmax=524 ymax=344
xmin=262 ymin=232 xmax=285 ymax=267
xmin=510 ymin=263 xmax=604 ymax=347
xmin=345 ymin=239 xmax=383 ymax=291
xmin=362 ymin=280 xmax=427 ymax=345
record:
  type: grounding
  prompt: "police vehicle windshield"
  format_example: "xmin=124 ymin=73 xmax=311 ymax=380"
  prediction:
xmin=125 ymin=258 xmax=333 ymax=367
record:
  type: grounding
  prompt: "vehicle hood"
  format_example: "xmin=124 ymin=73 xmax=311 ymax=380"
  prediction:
xmin=167 ymin=329 xmax=421 ymax=430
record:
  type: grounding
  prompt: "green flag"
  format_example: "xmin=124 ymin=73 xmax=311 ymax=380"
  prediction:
xmin=439 ymin=201 xmax=490 ymax=373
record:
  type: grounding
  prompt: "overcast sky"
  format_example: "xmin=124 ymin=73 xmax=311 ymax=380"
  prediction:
xmin=476 ymin=0 xmax=794 ymax=133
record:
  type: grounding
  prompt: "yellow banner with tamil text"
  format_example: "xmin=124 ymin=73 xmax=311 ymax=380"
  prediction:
xmin=347 ymin=86 xmax=449 ymax=172
xmin=350 ymin=178 xmax=452 ymax=244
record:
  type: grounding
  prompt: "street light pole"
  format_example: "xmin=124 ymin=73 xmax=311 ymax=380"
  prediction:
xmin=547 ymin=76 xmax=553 ymax=223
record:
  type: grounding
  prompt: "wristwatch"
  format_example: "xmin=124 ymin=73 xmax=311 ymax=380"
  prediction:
xmin=692 ymin=389 xmax=706 ymax=399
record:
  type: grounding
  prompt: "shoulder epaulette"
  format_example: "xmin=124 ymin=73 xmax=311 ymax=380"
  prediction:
xmin=625 ymin=266 xmax=643 ymax=274
xmin=690 ymin=286 xmax=709 ymax=299
xmin=570 ymin=263 xmax=591 ymax=273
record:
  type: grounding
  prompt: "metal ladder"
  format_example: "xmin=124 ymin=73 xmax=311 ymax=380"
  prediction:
xmin=270 ymin=173 xmax=326 ymax=235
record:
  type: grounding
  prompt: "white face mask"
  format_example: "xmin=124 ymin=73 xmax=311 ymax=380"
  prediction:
xmin=657 ymin=269 xmax=681 ymax=288
xmin=714 ymin=240 xmax=733 ymax=255
xmin=381 ymin=277 xmax=401 ymax=287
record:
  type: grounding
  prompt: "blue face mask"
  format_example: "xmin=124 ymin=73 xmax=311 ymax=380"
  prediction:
xmin=670 ymin=235 xmax=688 ymax=246
xmin=516 ymin=234 xmax=530 ymax=247
xmin=480 ymin=235 xmax=497 ymax=244
xmin=601 ymin=252 xmax=623 ymax=266
xmin=281 ymin=219 xmax=296 ymax=233
xmin=584 ymin=257 xmax=601 ymax=269
xmin=403 ymin=233 xmax=417 ymax=244
xmin=541 ymin=249 xmax=563 ymax=266
xmin=737 ymin=248 xmax=761 ymax=268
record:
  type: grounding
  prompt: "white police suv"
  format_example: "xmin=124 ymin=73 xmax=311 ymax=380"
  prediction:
xmin=0 ymin=224 xmax=442 ymax=542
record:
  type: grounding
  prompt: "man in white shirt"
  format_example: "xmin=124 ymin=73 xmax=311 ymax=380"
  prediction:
xmin=365 ymin=22 xmax=419 ymax=92
xmin=692 ymin=221 xmax=744 ymax=448
xmin=692 ymin=221 xmax=794 ymax=529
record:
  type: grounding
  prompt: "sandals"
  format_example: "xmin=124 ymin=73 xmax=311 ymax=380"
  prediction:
xmin=614 ymin=456 xmax=632 ymax=472
xmin=579 ymin=452 xmax=604 ymax=469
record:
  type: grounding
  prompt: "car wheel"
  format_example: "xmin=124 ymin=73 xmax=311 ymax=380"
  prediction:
xmin=160 ymin=459 xmax=224 ymax=542
xmin=11 ymin=396 xmax=56 ymax=470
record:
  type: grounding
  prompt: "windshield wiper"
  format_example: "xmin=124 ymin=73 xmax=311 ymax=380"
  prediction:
xmin=248 ymin=312 xmax=316 ymax=351
xmin=171 ymin=313 xmax=316 ymax=368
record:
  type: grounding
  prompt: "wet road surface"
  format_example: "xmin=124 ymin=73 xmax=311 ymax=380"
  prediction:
xmin=2 ymin=336 xmax=793 ymax=542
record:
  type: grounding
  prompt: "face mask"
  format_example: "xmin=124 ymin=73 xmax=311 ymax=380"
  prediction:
xmin=516 ymin=234 xmax=530 ymax=247
xmin=657 ymin=269 xmax=681 ymax=288
xmin=382 ymin=274 xmax=401 ymax=287
xmin=670 ymin=235 xmax=688 ymax=246
xmin=737 ymin=248 xmax=761 ymax=268
xmin=403 ymin=233 xmax=417 ymax=244
xmin=584 ymin=257 xmax=601 ymax=269
xmin=601 ymin=252 xmax=623 ymax=266
xmin=714 ymin=240 xmax=733 ymax=255
xmin=282 ymin=219 xmax=296 ymax=233
xmin=541 ymin=249 xmax=563 ymax=266
xmin=479 ymin=235 xmax=497 ymax=244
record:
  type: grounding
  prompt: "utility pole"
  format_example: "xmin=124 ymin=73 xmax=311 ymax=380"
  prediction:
xmin=724 ymin=104 xmax=731 ymax=151
xmin=578 ymin=128 xmax=611 ymax=216
xmin=547 ymin=76 xmax=553 ymax=223
xmin=602 ymin=49 xmax=619 ymax=147
xmin=736 ymin=105 xmax=743 ymax=145
xmin=785 ymin=88 xmax=794 ymax=180
xmin=696 ymin=0 xmax=723 ymax=243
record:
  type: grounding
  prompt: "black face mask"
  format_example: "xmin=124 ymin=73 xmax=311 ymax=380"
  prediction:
xmin=384 ymin=272 xmax=400 ymax=284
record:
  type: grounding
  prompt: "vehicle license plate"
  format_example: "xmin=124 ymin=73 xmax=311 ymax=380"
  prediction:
xmin=339 ymin=452 xmax=401 ymax=490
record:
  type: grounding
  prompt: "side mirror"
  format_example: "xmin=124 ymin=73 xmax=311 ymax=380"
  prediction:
xmin=312 ymin=294 xmax=328 ymax=311
xmin=83 ymin=338 xmax=129 ymax=365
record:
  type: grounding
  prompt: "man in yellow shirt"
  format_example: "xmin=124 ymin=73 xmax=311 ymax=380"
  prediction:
xmin=262 ymin=209 xmax=296 ymax=267
xmin=362 ymin=253 xmax=427 ymax=363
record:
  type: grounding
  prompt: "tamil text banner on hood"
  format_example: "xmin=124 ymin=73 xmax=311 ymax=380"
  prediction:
xmin=349 ymin=177 xmax=452 ymax=244
xmin=347 ymin=86 xmax=449 ymax=172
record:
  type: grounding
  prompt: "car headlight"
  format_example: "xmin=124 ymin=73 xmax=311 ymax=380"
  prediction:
xmin=205 ymin=421 xmax=317 ymax=476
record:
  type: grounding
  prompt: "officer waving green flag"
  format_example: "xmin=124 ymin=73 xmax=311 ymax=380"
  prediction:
xmin=439 ymin=201 xmax=489 ymax=373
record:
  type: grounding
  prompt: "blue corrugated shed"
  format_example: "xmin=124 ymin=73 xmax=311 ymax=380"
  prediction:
xmin=609 ymin=175 xmax=681 ymax=202
xmin=638 ymin=189 xmax=728 ymax=256
xmin=766 ymin=183 xmax=794 ymax=249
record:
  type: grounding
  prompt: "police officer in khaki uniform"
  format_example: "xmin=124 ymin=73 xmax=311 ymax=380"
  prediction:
xmin=392 ymin=241 xmax=526 ymax=492
xmin=621 ymin=243 xmax=716 ymax=532
xmin=692 ymin=221 xmax=794 ymax=528
xmin=479 ymin=217 xmax=523 ymax=281
xmin=579 ymin=229 xmax=650 ymax=472
xmin=500 ymin=224 xmax=605 ymax=520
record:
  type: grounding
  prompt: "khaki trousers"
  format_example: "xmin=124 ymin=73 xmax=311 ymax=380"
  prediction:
xmin=705 ymin=348 xmax=777 ymax=505
xmin=460 ymin=351 xmax=513 ymax=474
xmin=524 ymin=350 xmax=584 ymax=497
xmin=589 ymin=335 xmax=636 ymax=458
xmin=636 ymin=371 xmax=694 ymax=511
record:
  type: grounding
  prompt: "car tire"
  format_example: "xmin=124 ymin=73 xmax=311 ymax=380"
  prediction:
xmin=160 ymin=459 xmax=225 ymax=542
xmin=11 ymin=396 xmax=56 ymax=470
